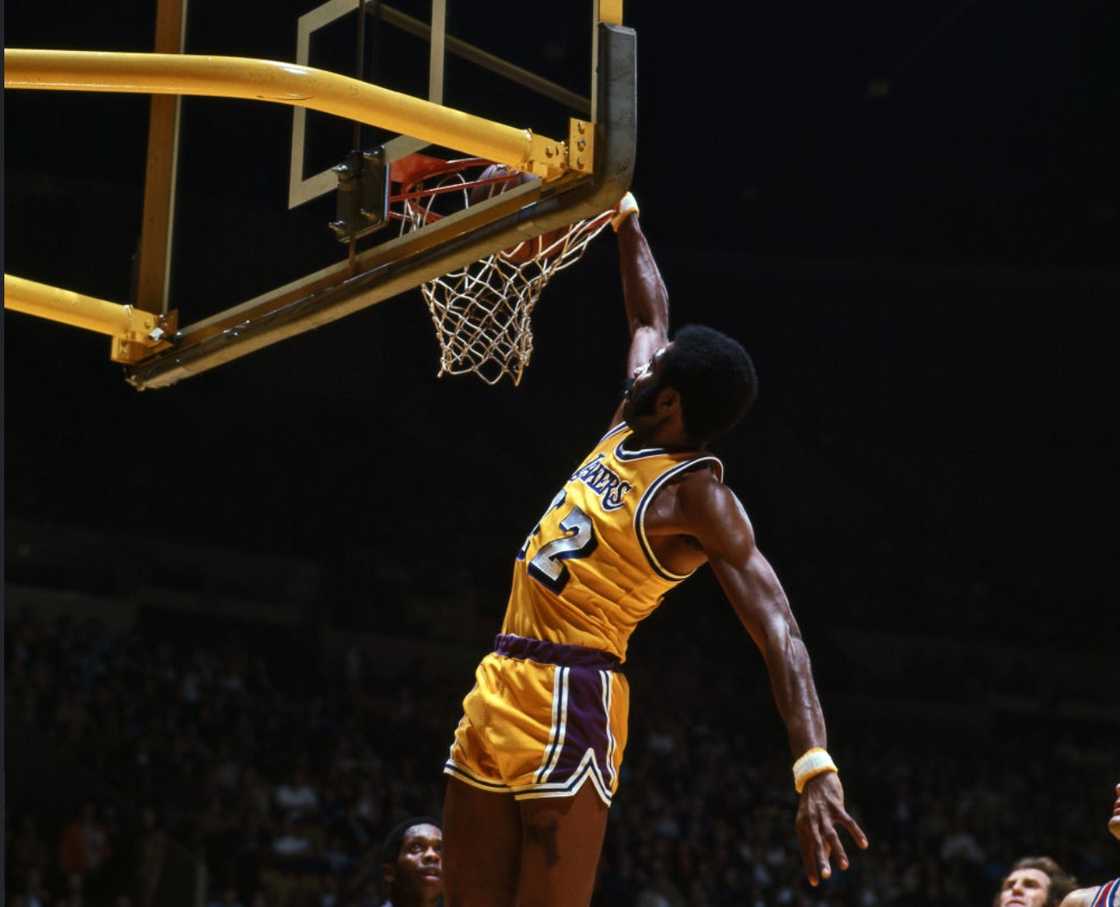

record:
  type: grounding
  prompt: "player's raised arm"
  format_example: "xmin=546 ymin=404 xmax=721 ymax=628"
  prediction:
xmin=609 ymin=193 xmax=670 ymax=429
xmin=674 ymin=472 xmax=869 ymax=886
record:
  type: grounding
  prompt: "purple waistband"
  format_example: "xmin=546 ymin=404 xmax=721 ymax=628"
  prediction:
xmin=494 ymin=634 xmax=620 ymax=670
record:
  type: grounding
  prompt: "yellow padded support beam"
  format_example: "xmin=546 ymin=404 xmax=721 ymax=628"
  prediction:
xmin=4 ymin=49 xmax=568 ymax=177
xmin=4 ymin=274 xmax=161 ymax=342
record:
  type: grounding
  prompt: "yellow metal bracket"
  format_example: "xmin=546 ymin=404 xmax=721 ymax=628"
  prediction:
xmin=526 ymin=132 xmax=568 ymax=179
xmin=111 ymin=308 xmax=179 ymax=364
xmin=597 ymin=0 xmax=623 ymax=25
xmin=569 ymin=119 xmax=595 ymax=174
xmin=4 ymin=274 xmax=177 ymax=363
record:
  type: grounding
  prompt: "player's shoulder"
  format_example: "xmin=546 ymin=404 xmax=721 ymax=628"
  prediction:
xmin=672 ymin=463 xmax=744 ymax=526
xmin=1061 ymin=885 xmax=1106 ymax=907
xmin=1090 ymin=879 xmax=1120 ymax=907
xmin=671 ymin=460 xmax=723 ymax=492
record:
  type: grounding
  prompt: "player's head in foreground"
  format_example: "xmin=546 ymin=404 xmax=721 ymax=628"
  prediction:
xmin=623 ymin=324 xmax=758 ymax=446
xmin=1110 ymin=781 xmax=1120 ymax=840
xmin=998 ymin=857 xmax=1077 ymax=907
xmin=1058 ymin=781 xmax=1120 ymax=907
xmin=381 ymin=816 xmax=443 ymax=907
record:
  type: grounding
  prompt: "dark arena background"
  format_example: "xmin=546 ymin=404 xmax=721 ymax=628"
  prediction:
xmin=5 ymin=3 xmax=1119 ymax=907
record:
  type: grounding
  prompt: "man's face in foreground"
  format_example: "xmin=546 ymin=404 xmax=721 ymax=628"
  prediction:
xmin=999 ymin=868 xmax=1051 ymax=907
xmin=390 ymin=823 xmax=443 ymax=900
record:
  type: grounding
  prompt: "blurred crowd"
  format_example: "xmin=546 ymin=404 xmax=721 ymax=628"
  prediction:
xmin=6 ymin=609 xmax=1116 ymax=907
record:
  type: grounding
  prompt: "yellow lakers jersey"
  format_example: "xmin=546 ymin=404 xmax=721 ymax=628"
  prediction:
xmin=501 ymin=422 xmax=724 ymax=661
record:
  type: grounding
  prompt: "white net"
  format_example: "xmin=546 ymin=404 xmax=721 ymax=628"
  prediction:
xmin=397 ymin=161 xmax=613 ymax=386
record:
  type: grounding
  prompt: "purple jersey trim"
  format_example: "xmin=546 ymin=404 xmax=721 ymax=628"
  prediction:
xmin=494 ymin=633 xmax=621 ymax=670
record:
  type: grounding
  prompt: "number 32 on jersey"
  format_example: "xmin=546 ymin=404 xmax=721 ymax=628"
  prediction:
xmin=517 ymin=490 xmax=598 ymax=593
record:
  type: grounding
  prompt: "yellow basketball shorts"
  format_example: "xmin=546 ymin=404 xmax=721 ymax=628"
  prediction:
xmin=444 ymin=634 xmax=630 ymax=806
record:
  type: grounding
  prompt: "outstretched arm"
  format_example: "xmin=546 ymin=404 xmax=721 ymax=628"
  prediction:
xmin=608 ymin=194 xmax=670 ymax=428
xmin=676 ymin=473 xmax=869 ymax=885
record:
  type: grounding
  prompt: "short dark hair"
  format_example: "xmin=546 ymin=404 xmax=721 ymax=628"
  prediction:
xmin=381 ymin=816 xmax=441 ymax=865
xmin=1004 ymin=857 xmax=1077 ymax=907
xmin=660 ymin=325 xmax=757 ymax=443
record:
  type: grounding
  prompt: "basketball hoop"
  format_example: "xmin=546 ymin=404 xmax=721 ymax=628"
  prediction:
xmin=391 ymin=156 xmax=613 ymax=386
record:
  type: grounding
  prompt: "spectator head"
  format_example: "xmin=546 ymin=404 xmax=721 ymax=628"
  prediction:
xmin=381 ymin=817 xmax=442 ymax=907
xmin=998 ymin=857 xmax=1076 ymax=907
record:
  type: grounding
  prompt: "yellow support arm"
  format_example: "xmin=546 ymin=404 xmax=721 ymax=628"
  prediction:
xmin=5 ymin=274 xmax=162 ymax=342
xmin=4 ymin=48 xmax=568 ymax=178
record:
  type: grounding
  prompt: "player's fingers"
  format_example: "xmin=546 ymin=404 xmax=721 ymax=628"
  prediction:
xmin=824 ymin=823 xmax=850 ymax=872
xmin=837 ymin=809 xmax=870 ymax=850
xmin=797 ymin=823 xmax=820 ymax=887
xmin=813 ymin=822 xmax=832 ymax=882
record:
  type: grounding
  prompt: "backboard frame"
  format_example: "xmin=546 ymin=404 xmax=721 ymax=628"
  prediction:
xmin=2 ymin=2 xmax=634 ymax=387
xmin=123 ymin=22 xmax=635 ymax=388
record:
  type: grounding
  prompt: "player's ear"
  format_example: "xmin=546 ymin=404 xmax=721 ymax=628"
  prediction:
xmin=656 ymin=386 xmax=680 ymax=414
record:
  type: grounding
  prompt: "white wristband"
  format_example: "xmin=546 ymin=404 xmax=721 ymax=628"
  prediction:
xmin=611 ymin=191 xmax=639 ymax=231
xmin=793 ymin=747 xmax=838 ymax=794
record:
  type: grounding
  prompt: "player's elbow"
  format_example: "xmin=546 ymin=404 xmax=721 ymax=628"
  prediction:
xmin=761 ymin=615 xmax=805 ymax=665
xmin=630 ymin=316 xmax=669 ymax=343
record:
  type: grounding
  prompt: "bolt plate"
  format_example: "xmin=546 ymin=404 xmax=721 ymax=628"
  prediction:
xmin=569 ymin=119 xmax=594 ymax=174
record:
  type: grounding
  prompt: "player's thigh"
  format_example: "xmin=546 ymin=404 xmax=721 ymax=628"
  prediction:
xmin=443 ymin=776 xmax=521 ymax=907
xmin=516 ymin=783 xmax=609 ymax=907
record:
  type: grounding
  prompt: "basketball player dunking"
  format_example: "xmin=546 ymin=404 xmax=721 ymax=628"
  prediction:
xmin=441 ymin=193 xmax=869 ymax=907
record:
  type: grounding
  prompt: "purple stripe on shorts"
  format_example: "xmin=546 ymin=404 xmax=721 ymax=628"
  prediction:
xmin=494 ymin=634 xmax=620 ymax=670
xmin=545 ymin=666 xmax=613 ymax=787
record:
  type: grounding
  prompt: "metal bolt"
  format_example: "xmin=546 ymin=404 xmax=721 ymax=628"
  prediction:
xmin=577 ymin=121 xmax=586 ymax=134
xmin=577 ymin=138 xmax=586 ymax=151
xmin=545 ymin=146 xmax=554 ymax=158
xmin=577 ymin=158 xmax=585 ymax=169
